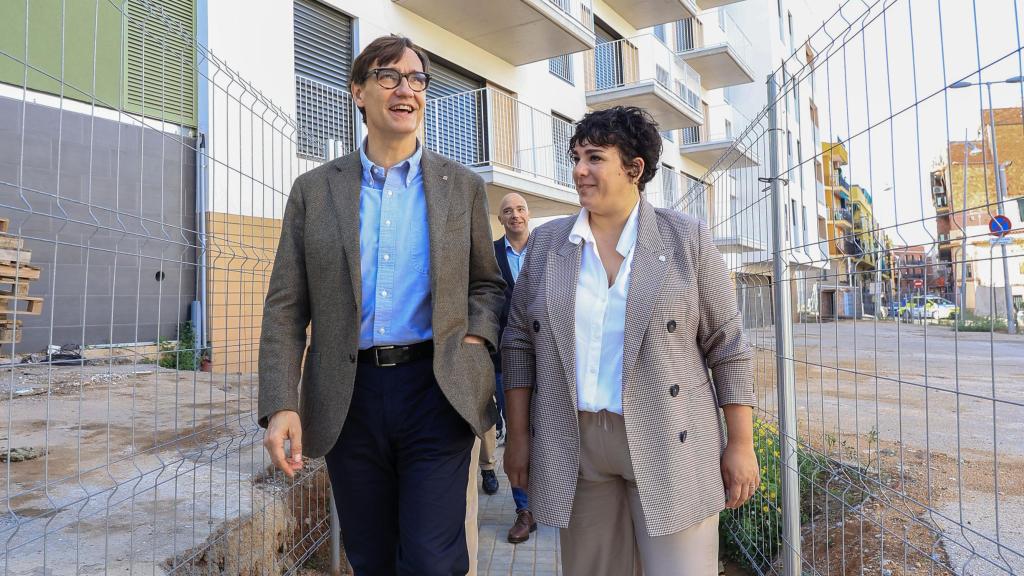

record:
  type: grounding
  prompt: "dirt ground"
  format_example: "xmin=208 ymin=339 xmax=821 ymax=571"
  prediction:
xmin=0 ymin=355 xmax=326 ymax=575
xmin=751 ymin=319 xmax=1024 ymax=575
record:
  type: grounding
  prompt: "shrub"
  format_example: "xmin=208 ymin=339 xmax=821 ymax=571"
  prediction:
xmin=953 ymin=312 xmax=1008 ymax=332
xmin=159 ymin=321 xmax=198 ymax=371
xmin=719 ymin=417 xmax=843 ymax=572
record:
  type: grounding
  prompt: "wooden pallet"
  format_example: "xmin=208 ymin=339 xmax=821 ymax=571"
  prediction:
xmin=0 ymin=234 xmax=23 ymax=251
xmin=0 ymin=248 xmax=30 ymax=265
xmin=0 ymin=262 xmax=41 ymax=280
xmin=0 ymin=293 xmax=43 ymax=316
xmin=0 ymin=319 xmax=22 ymax=344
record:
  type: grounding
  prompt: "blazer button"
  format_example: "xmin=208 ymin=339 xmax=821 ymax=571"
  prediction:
xmin=679 ymin=430 xmax=688 ymax=443
xmin=533 ymin=320 xmax=540 ymax=333
xmin=669 ymin=384 xmax=680 ymax=397
xmin=667 ymin=320 xmax=677 ymax=333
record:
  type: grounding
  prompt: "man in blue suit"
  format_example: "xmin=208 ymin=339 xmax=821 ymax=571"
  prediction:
xmin=491 ymin=192 xmax=536 ymax=543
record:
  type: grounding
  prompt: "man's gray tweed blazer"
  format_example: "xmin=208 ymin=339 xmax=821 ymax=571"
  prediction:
xmin=258 ymin=149 xmax=506 ymax=458
xmin=502 ymin=199 xmax=756 ymax=537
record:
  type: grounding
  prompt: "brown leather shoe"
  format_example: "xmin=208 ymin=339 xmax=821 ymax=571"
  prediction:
xmin=507 ymin=509 xmax=537 ymax=544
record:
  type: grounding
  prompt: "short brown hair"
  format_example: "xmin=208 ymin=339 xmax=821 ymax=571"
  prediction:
xmin=350 ymin=35 xmax=430 ymax=121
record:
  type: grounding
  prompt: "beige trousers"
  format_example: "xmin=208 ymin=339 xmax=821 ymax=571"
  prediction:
xmin=560 ymin=411 xmax=720 ymax=576
xmin=479 ymin=425 xmax=497 ymax=471
xmin=465 ymin=436 xmax=480 ymax=576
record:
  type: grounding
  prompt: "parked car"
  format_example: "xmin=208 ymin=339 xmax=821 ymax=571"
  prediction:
xmin=899 ymin=295 xmax=958 ymax=321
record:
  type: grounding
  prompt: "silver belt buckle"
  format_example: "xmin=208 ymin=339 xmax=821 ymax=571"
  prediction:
xmin=374 ymin=345 xmax=397 ymax=367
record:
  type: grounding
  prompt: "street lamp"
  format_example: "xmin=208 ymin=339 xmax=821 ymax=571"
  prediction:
xmin=949 ymin=76 xmax=1021 ymax=334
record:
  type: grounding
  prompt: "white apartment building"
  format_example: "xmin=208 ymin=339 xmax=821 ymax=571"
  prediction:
xmin=201 ymin=0 xmax=762 ymax=225
xmin=716 ymin=0 xmax=835 ymax=322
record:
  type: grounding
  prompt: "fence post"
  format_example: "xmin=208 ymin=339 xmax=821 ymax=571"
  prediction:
xmin=766 ymin=73 xmax=801 ymax=576
xmin=330 ymin=490 xmax=342 ymax=575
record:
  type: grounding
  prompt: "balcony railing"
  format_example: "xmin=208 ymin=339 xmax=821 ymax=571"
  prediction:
xmin=543 ymin=0 xmax=595 ymax=30
xmin=834 ymin=208 xmax=854 ymax=224
xmin=676 ymin=9 xmax=754 ymax=70
xmin=424 ymin=88 xmax=576 ymax=189
xmin=584 ymin=34 xmax=702 ymax=113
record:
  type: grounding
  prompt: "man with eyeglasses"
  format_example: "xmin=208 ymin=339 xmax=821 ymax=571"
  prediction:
xmin=259 ymin=35 xmax=505 ymax=576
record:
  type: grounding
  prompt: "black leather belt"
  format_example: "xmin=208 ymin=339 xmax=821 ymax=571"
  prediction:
xmin=357 ymin=341 xmax=434 ymax=367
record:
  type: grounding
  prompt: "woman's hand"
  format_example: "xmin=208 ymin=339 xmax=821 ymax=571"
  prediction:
xmin=721 ymin=441 xmax=760 ymax=509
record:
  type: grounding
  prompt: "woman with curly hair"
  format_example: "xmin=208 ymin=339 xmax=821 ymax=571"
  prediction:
xmin=501 ymin=106 xmax=760 ymax=575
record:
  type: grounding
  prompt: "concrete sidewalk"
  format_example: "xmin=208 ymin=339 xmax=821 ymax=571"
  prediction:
xmin=476 ymin=445 xmax=562 ymax=576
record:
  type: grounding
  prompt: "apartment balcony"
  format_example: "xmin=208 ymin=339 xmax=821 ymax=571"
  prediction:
xmin=833 ymin=208 xmax=854 ymax=229
xmin=694 ymin=0 xmax=747 ymax=8
xmin=602 ymin=0 xmax=697 ymax=28
xmin=424 ymin=88 xmax=579 ymax=217
xmin=675 ymin=11 xmax=755 ymax=89
xmin=584 ymin=35 xmax=703 ymax=131
xmin=842 ymin=238 xmax=864 ymax=257
xmin=392 ymin=0 xmax=595 ymax=65
xmin=679 ymin=122 xmax=759 ymax=169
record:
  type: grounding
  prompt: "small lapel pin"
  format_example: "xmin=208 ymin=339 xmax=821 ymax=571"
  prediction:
xmin=442 ymin=175 xmax=448 ymax=181
xmin=658 ymin=255 xmax=666 ymax=262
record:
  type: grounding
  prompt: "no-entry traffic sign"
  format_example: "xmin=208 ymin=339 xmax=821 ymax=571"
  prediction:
xmin=989 ymin=214 xmax=1012 ymax=237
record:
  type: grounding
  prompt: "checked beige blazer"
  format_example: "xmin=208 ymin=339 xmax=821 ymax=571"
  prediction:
xmin=258 ymin=149 xmax=506 ymax=458
xmin=501 ymin=199 xmax=755 ymax=537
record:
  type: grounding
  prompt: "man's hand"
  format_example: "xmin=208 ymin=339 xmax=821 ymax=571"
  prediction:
xmin=463 ymin=334 xmax=486 ymax=345
xmin=503 ymin=432 xmax=530 ymax=490
xmin=264 ymin=410 xmax=303 ymax=479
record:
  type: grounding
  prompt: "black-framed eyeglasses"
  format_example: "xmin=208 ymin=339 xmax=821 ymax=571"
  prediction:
xmin=367 ymin=68 xmax=431 ymax=92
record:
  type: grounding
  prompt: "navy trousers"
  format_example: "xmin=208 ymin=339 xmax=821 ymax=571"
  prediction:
xmin=325 ymin=356 xmax=475 ymax=576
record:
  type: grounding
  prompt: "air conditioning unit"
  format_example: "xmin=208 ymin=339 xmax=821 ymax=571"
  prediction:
xmin=932 ymin=186 xmax=944 ymax=196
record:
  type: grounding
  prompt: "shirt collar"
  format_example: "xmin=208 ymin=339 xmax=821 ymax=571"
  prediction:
xmin=504 ymin=237 xmax=527 ymax=256
xmin=568 ymin=201 xmax=641 ymax=258
xmin=359 ymin=138 xmax=423 ymax=187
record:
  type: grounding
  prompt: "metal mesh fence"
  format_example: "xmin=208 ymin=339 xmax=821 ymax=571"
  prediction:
xmin=0 ymin=0 xmax=350 ymax=573
xmin=692 ymin=1 xmax=1024 ymax=574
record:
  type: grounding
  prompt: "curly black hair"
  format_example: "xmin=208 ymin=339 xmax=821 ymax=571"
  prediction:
xmin=568 ymin=106 xmax=663 ymax=192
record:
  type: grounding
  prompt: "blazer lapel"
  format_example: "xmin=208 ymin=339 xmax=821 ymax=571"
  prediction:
xmin=546 ymin=223 xmax=581 ymax=409
xmin=327 ymin=153 xmax=364 ymax=309
xmin=622 ymin=201 xmax=672 ymax=389
xmin=495 ymin=237 xmax=515 ymax=290
xmin=421 ymin=150 xmax=452 ymax=292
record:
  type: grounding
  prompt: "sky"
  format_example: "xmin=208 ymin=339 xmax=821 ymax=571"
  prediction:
xmin=803 ymin=0 xmax=1024 ymax=248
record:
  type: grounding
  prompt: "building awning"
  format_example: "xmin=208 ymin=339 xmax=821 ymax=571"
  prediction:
xmin=837 ymin=189 xmax=850 ymax=201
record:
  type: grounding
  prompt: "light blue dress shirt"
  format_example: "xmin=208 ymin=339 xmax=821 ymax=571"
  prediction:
xmin=504 ymin=238 xmax=527 ymax=282
xmin=569 ymin=202 xmax=640 ymax=415
xmin=357 ymin=141 xmax=433 ymax=349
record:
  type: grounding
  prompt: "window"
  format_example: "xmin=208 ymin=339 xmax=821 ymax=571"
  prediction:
xmin=549 ymin=54 xmax=574 ymax=84
xmin=788 ymin=12 xmax=795 ymax=52
xmin=681 ymin=126 xmax=701 ymax=144
xmin=294 ymin=0 xmax=355 ymax=158
xmin=662 ymin=130 xmax=675 ymax=142
xmin=802 ymin=205 xmax=809 ymax=247
xmin=785 ymin=204 xmax=791 ymax=241
xmin=818 ymin=216 xmax=827 ymax=240
xmin=1018 ymin=197 xmax=1024 ymax=221
xmin=653 ymin=24 xmax=667 ymax=43
xmin=786 ymin=131 xmax=793 ymax=172
xmin=725 ymin=119 xmax=733 ymax=138
xmin=791 ymin=199 xmax=798 ymax=244
xmin=778 ymin=0 xmax=785 ymax=41
xmin=797 ymin=140 xmax=803 ymax=187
